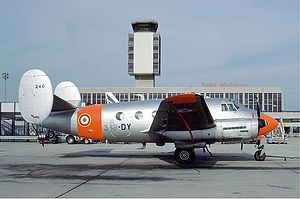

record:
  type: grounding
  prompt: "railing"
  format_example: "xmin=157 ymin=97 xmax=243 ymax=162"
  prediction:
xmin=0 ymin=136 xmax=37 ymax=141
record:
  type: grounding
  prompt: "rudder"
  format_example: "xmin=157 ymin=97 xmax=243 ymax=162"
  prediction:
xmin=19 ymin=69 xmax=53 ymax=124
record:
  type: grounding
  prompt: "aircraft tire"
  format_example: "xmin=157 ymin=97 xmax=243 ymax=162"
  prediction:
xmin=66 ymin=135 xmax=75 ymax=144
xmin=254 ymin=150 xmax=266 ymax=161
xmin=48 ymin=131 xmax=55 ymax=139
xmin=51 ymin=139 xmax=58 ymax=144
xmin=84 ymin=138 xmax=90 ymax=144
xmin=174 ymin=148 xmax=195 ymax=164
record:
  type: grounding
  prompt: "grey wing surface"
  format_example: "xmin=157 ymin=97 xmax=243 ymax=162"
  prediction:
xmin=149 ymin=94 xmax=216 ymax=133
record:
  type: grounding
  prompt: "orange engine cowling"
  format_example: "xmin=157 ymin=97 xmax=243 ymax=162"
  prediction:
xmin=77 ymin=104 xmax=103 ymax=141
xmin=257 ymin=114 xmax=278 ymax=140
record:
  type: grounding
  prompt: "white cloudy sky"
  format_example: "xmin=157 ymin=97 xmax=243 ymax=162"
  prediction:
xmin=0 ymin=0 xmax=299 ymax=110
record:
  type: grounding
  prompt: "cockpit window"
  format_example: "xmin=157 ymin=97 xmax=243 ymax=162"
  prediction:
xmin=221 ymin=104 xmax=228 ymax=111
xmin=233 ymin=101 xmax=240 ymax=110
xmin=222 ymin=103 xmax=238 ymax=112
xmin=228 ymin=103 xmax=236 ymax=111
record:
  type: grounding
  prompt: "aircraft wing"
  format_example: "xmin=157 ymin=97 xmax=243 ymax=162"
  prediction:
xmin=150 ymin=94 xmax=216 ymax=133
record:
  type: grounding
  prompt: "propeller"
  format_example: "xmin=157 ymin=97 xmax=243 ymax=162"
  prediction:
xmin=256 ymin=99 xmax=266 ymax=131
xmin=256 ymin=99 xmax=267 ymax=145
xmin=256 ymin=99 xmax=261 ymax=119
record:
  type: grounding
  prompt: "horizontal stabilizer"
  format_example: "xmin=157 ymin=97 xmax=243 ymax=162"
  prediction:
xmin=52 ymin=95 xmax=76 ymax=112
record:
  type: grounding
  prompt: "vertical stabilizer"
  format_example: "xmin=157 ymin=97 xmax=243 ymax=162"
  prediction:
xmin=19 ymin=69 xmax=53 ymax=124
xmin=54 ymin=81 xmax=81 ymax=108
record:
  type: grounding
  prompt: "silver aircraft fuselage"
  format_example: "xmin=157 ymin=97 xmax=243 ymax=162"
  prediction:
xmin=43 ymin=98 xmax=263 ymax=144
xmin=99 ymin=98 xmax=258 ymax=144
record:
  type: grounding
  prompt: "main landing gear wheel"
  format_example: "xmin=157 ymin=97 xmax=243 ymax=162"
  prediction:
xmin=174 ymin=148 xmax=195 ymax=164
xmin=254 ymin=150 xmax=266 ymax=161
xmin=66 ymin=135 xmax=75 ymax=144
xmin=84 ymin=138 xmax=90 ymax=144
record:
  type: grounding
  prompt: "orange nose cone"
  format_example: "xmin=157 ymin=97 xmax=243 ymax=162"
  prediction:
xmin=259 ymin=114 xmax=278 ymax=136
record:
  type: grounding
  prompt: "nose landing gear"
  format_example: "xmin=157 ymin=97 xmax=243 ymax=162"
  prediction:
xmin=254 ymin=141 xmax=266 ymax=161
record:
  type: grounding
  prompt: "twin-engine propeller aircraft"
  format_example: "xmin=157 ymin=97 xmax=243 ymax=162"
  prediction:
xmin=19 ymin=69 xmax=278 ymax=164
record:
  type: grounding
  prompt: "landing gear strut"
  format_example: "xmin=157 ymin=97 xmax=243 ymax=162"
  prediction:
xmin=254 ymin=141 xmax=266 ymax=161
xmin=174 ymin=148 xmax=195 ymax=164
xmin=203 ymin=145 xmax=213 ymax=157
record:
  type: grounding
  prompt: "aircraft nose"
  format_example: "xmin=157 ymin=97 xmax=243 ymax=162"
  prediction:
xmin=258 ymin=114 xmax=278 ymax=136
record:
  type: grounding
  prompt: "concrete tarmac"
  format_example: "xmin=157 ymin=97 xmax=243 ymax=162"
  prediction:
xmin=0 ymin=138 xmax=299 ymax=198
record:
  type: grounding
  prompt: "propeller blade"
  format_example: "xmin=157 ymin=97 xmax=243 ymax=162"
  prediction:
xmin=256 ymin=139 xmax=261 ymax=146
xmin=256 ymin=99 xmax=261 ymax=119
xmin=256 ymin=98 xmax=262 ymax=140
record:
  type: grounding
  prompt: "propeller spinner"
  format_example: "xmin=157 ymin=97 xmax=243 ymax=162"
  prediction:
xmin=256 ymin=100 xmax=278 ymax=140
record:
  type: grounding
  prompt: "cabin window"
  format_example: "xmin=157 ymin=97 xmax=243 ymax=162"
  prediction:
xmin=233 ymin=101 xmax=240 ymax=109
xmin=116 ymin=112 xmax=125 ymax=121
xmin=221 ymin=104 xmax=228 ymax=111
xmin=135 ymin=111 xmax=143 ymax=120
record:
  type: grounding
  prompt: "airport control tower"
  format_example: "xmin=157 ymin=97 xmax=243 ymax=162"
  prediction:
xmin=128 ymin=20 xmax=161 ymax=87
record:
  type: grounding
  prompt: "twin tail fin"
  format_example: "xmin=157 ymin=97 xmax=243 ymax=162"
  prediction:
xmin=19 ymin=69 xmax=81 ymax=124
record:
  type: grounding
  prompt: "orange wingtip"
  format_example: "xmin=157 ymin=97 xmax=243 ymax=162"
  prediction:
xmin=165 ymin=93 xmax=197 ymax=104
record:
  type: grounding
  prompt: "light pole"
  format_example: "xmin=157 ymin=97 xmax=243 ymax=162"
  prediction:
xmin=2 ymin=72 xmax=9 ymax=102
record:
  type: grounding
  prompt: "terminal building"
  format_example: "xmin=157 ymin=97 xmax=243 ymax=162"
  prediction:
xmin=1 ymin=20 xmax=299 ymax=138
xmin=79 ymin=86 xmax=283 ymax=112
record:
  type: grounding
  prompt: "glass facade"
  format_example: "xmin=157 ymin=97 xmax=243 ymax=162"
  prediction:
xmin=80 ymin=91 xmax=283 ymax=112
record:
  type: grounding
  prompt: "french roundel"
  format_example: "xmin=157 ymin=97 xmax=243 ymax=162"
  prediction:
xmin=78 ymin=113 xmax=91 ymax=127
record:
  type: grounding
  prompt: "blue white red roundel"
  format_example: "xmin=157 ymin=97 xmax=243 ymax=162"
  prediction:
xmin=78 ymin=113 xmax=91 ymax=127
